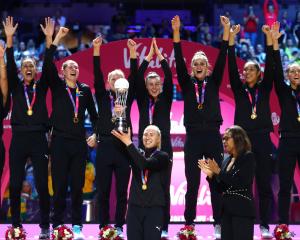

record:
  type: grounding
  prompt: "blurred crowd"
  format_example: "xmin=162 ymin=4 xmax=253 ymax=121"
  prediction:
xmin=0 ymin=0 xmax=299 ymax=90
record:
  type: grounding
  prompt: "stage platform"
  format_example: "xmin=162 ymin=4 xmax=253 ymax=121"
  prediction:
xmin=0 ymin=224 xmax=299 ymax=239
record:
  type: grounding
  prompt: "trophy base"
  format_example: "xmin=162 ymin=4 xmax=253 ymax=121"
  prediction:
xmin=114 ymin=117 xmax=128 ymax=133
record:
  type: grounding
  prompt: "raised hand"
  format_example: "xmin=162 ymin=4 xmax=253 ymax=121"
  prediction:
xmin=145 ymin=39 xmax=155 ymax=61
xmin=53 ymin=27 xmax=69 ymax=46
xmin=262 ymin=25 xmax=271 ymax=35
xmin=93 ymin=36 xmax=103 ymax=48
xmin=206 ymin=158 xmax=221 ymax=175
xmin=220 ymin=16 xmax=230 ymax=29
xmin=127 ymin=39 xmax=136 ymax=51
xmin=271 ymin=21 xmax=282 ymax=40
xmin=57 ymin=27 xmax=69 ymax=38
xmin=111 ymin=128 xmax=132 ymax=146
xmin=198 ymin=159 xmax=214 ymax=178
xmin=2 ymin=16 xmax=18 ymax=37
xmin=40 ymin=17 xmax=55 ymax=37
xmin=171 ymin=15 xmax=181 ymax=32
xmin=230 ymin=24 xmax=241 ymax=36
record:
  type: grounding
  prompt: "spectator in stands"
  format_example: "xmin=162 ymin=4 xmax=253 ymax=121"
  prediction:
xmin=292 ymin=11 xmax=300 ymax=48
xmin=263 ymin=0 xmax=279 ymax=27
xmin=53 ymin=9 xmax=66 ymax=28
xmin=158 ymin=18 xmax=172 ymax=38
xmin=280 ymin=10 xmax=292 ymax=35
xmin=110 ymin=11 xmax=128 ymax=41
xmin=256 ymin=44 xmax=266 ymax=64
xmin=238 ymin=40 xmax=251 ymax=61
xmin=243 ymin=5 xmax=259 ymax=46
xmin=283 ymin=36 xmax=299 ymax=62
xmin=196 ymin=15 xmax=209 ymax=43
xmin=141 ymin=18 xmax=156 ymax=38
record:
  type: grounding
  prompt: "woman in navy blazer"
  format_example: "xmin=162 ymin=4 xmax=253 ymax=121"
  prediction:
xmin=199 ymin=125 xmax=255 ymax=240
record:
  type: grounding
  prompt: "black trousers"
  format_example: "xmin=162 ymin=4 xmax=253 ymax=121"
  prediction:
xmin=0 ymin=139 xmax=5 ymax=207
xmin=96 ymin=137 xmax=131 ymax=228
xmin=221 ymin=210 xmax=254 ymax=240
xmin=278 ymin=137 xmax=300 ymax=224
xmin=184 ymin=130 xmax=223 ymax=225
xmin=140 ymin=136 xmax=173 ymax=232
xmin=9 ymin=131 xmax=49 ymax=229
xmin=127 ymin=205 xmax=164 ymax=240
xmin=51 ymin=135 xmax=87 ymax=228
xmin=248 ymin=132 xmax=273 ymax=229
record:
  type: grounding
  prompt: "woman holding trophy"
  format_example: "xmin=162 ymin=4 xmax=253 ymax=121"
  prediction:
xmin=135 ymin=38 xmax=173 ymax=238
xmin=92 ymin=36 xmax=137 ymax=237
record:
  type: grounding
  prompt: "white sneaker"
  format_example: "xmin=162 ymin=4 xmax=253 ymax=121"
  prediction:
xmin=260 ymin=226 xmax=273 ymax=239
xmin=161 ymin=230 xmax=168 ymax=238
xmin=72 ymin=225 xmax=85 ymax=240
xmin=214 ymin=224 xmax=221 ymax=239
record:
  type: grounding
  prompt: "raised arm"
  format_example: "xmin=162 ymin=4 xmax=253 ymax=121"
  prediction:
xmin=3 ymin=16 xmax=19 ymax=92
xmin=172 ymin=15 xmax=189 ymax=91
xmin=210 ymin=16 xmax=230 ymax=87
xmin=127 ymin=144 xmax=169 ymax=171
xmin=261 ymin=24 xmax=274 ymax=91
xmin=0 ymin=44 xmax=8 ymax=106
xmin=272 ymin=0 xmax=279 ymax=16
xmin=92 ymin=36 xmax=106 ymax=97
xmin=40 ymin=17 xmax=55 ymax=49
xmin=228 ymin=24 xmax=243 ymax=92
xmin=271 ymin=21 xmax=286 ymax=95
xmin=39 ymin=17 xmax=55 ymax=88
xmin=45 ymin=27 xmax=69 ymax=89
xmin=154 ymin=39 xmax=173 ymax=101
xmin=127 ymin=39 xmax=138 ymax=107
xmin=136 ymin=39 xmax=154 ymax=101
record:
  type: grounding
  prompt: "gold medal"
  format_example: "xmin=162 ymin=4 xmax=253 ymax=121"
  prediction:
xmin=251 ymin=112 xmax=257 ymax=120
xmin=73 ymin=117 xmax=79 ymax=123
xmin=27 ymin=109 xmax=33 ymax=116
xmin=198 ymin=104 xmax=203 ymax=110
xmin=142 ymin=184 xmax=147 ymax=191
xmin=298 ymin=116 xmax=300 ymax=122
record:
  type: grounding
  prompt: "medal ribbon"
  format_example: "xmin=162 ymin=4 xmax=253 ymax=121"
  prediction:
xmin=194 ymin=79 xmax=206 ymax=108
xmin=245 ymin=87 xmax=258 ymax=114
xmin=148 ymin=99 xmax=155 ymax=124
xmin=292 ymin=91 xmax=300 ymax=119
xmin=23 ymin=82 xmax=37 ymax=113
xmin=66 ymin=83 xmax=79 ymax=119
xmin=141 ymin=170 xmax=149 ymax=187
xmin=141 ymin=149 xmax=158 ymax=189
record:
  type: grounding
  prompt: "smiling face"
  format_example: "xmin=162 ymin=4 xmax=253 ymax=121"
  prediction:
xmin=21 ymin=58 xmax=37 ymax=84
xmin=108 ymin=69 xmax=125 ymax=92
xmin=146 ymin=72 xmax=162 ymax=99
xmin=243 ymin=61 xmax=261 ymax=86
xmin=142 ymin=125 xmax=161 ymax=149
xmin=287 ymin=63 xmax=300 ymax=88
xmin=222 ymin=131 xmax=235 ymax=156
xmin=191 ymin=53 xmax=209 ymax=81
xmin=62 ymin=60 xmax=79 ymax=82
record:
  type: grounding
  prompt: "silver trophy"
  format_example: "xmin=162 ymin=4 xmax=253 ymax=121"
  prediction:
xmin=113 ymin=78 xmax=129 ymax=133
